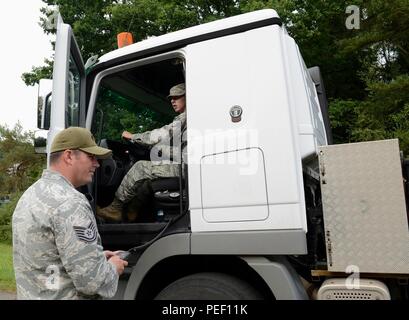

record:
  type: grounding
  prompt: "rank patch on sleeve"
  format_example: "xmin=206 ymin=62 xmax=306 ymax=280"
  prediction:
xmin=73 ymin=221 xmax=97 ymax=243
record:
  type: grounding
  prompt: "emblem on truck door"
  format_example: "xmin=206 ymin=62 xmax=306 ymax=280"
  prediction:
xmin=230 ymin=105 xmax=243 ymax=122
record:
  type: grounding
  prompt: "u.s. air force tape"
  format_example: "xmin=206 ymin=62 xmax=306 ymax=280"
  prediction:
xmin=73 ymin=221 xmax=97 ymax=243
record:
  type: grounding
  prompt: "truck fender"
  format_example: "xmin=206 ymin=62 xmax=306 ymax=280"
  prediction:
xmin=123 ymin=233 xmax=190 ymax=300
xmin=240 ymin=255 xmax=309 ymax=300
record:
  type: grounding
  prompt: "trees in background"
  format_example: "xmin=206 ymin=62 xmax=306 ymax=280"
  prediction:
xmin=339 ymin=0 xmax=409 ymax=151
xmin=0 ymin=124 xmax=45 ymax=194
xmin=0 ymin=124 xmax=46 ymax=243
xmin=21 ymin=0 xmax=409 ymax=153
xmin=2 ymin=0 xmax=407 ymax=244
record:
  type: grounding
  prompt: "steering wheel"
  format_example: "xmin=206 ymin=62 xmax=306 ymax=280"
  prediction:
xmin=122 ymin=138 xmax=151 ymax=162
xmin=97 ymin=138 xmax=150 ymax=187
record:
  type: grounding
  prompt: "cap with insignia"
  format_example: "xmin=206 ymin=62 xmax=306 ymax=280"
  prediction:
xmin=51 ymin=127 xmax=112 ymax=159
xmin=167 ymin=83 xmax=185 ymax=99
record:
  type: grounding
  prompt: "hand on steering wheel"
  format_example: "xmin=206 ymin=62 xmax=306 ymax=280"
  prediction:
xmin=122 ymin=131 xmax=133 ymax=140
xmin=121 ymin=135 xmax=151 ymax=160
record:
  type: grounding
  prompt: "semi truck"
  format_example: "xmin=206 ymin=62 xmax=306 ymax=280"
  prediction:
xmin=35 ymin=9 xmax=409 ymax=300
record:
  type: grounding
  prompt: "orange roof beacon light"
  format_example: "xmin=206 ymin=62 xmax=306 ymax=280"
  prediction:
xmin=117 ymin=32 xmax=134 ymax=48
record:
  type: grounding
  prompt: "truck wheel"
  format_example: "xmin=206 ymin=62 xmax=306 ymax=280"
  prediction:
xmin=154 ymin=272 xmax=263 ymax=300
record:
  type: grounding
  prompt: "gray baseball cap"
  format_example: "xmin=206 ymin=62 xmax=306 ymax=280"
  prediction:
xmin=167 ymin=83 xmax=185 ymax=98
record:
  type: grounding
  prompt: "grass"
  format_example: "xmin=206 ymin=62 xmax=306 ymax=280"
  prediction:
xmin=0 ymin=243 xmax=16 ymax=292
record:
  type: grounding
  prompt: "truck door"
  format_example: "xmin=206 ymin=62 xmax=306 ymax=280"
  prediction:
xmin=47 ymin=14 xmax=86 ymax=155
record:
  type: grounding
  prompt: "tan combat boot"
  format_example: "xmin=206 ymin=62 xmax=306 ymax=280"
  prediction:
xmin=96 ymin=197 xmax=123 ymax=222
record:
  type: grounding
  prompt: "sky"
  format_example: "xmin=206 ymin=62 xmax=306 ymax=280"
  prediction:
xmin=0 ymin=0 xmax=53 ymax=132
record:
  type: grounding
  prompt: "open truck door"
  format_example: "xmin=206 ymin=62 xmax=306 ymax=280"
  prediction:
xmin=45 ymin=13 xmax=86 ymax=162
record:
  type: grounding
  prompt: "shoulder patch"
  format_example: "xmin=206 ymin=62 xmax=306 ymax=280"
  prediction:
xmin=73 ymin=221 xmax=97 ymax=243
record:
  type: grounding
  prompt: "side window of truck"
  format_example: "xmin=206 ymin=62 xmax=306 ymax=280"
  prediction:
xmin=66 ymin=53 xmax=81 ymax=127
xmin=91 ymin=56 xmax=184 ymax=143
xmin=92 ymin=85 xmax=171 ymax=143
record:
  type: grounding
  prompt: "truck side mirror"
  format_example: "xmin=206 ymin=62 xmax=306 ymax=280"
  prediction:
xmin=37 ymin=79 xmax=53 ymax=130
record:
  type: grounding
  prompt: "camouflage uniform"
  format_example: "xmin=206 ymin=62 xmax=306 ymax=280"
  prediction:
xmin=116 ymin=112 xmax=186 ymax=203
xmin=12 ymin=169 xmax=118 ymax=300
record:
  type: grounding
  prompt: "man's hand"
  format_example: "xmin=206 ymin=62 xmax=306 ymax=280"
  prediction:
xmin=122 ymin=131 xmax=133 ymax=140
xmin=104 ymin=250 xmax=115 ymax=259
xmin=108 ymin=255 xmax=128 ymax=275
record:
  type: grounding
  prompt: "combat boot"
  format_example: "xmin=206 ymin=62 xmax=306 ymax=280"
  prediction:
xmin=96 ymin=197 xmax=123 ymax=222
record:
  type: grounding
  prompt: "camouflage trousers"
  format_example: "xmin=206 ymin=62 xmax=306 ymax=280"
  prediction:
xmin=115 ymin=160 xmax=180 ymax=203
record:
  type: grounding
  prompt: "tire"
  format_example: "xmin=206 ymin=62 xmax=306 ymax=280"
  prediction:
xmin=154 ymin=272 xmax=263 ymax=300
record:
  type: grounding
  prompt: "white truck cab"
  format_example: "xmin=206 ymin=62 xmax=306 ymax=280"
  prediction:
xmin=35 ymin=9 xmax=409 ymax=300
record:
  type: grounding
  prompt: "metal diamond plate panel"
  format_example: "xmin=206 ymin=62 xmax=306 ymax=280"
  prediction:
xmin=318 ymin=139 xmax=409 ymax=273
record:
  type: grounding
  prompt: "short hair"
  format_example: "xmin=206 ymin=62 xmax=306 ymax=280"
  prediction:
xmin=50 ymin=149 xmax=85 ymax=165
xmin=49 ymin=151 xmax=64 ymax=165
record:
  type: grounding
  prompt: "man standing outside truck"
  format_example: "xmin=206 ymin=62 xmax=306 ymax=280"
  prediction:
xmin=12 ymin=127 xmax=128 ymax=299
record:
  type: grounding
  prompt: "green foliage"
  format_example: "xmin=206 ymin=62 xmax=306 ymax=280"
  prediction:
xmin=342 ymin=0 xmax=409 ymax=69
xmin=0 ymin=192 xmax=22 ymax=244
xmin=0 ymin=124 xmax=46 ymax=194
xmin=352 ymin=75 xmax=409 ymax=155
xmin=271 ymin=0 xmax=368 ymax=99
xmin=329 ymin=76 xmax=409 ymax=156
xmin=0 ymin=243 xmax=16 ymax=291
xmin=22 ymin=1 xmax=409 ymax=153
xmin=92 ymin=87 xmax=173 ymax=142
xmin=316 ymin=0 xmax=409 ymax=153
xmin=0 ymin=124 xmax=46 ymax=244
xmin=26 ymin=0 xmax=368 ymax=98
xmin=41 ymin=0 xmax=117 ymax=57
xmin=328 ymin=99 xmax=361 ymax=144
xmin=21 ymin=59 xmax=53 ymax=86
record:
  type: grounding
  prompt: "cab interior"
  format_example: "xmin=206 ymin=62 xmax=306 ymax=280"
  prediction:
xmin=89 ymin=56 xmax=190 ymax=251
